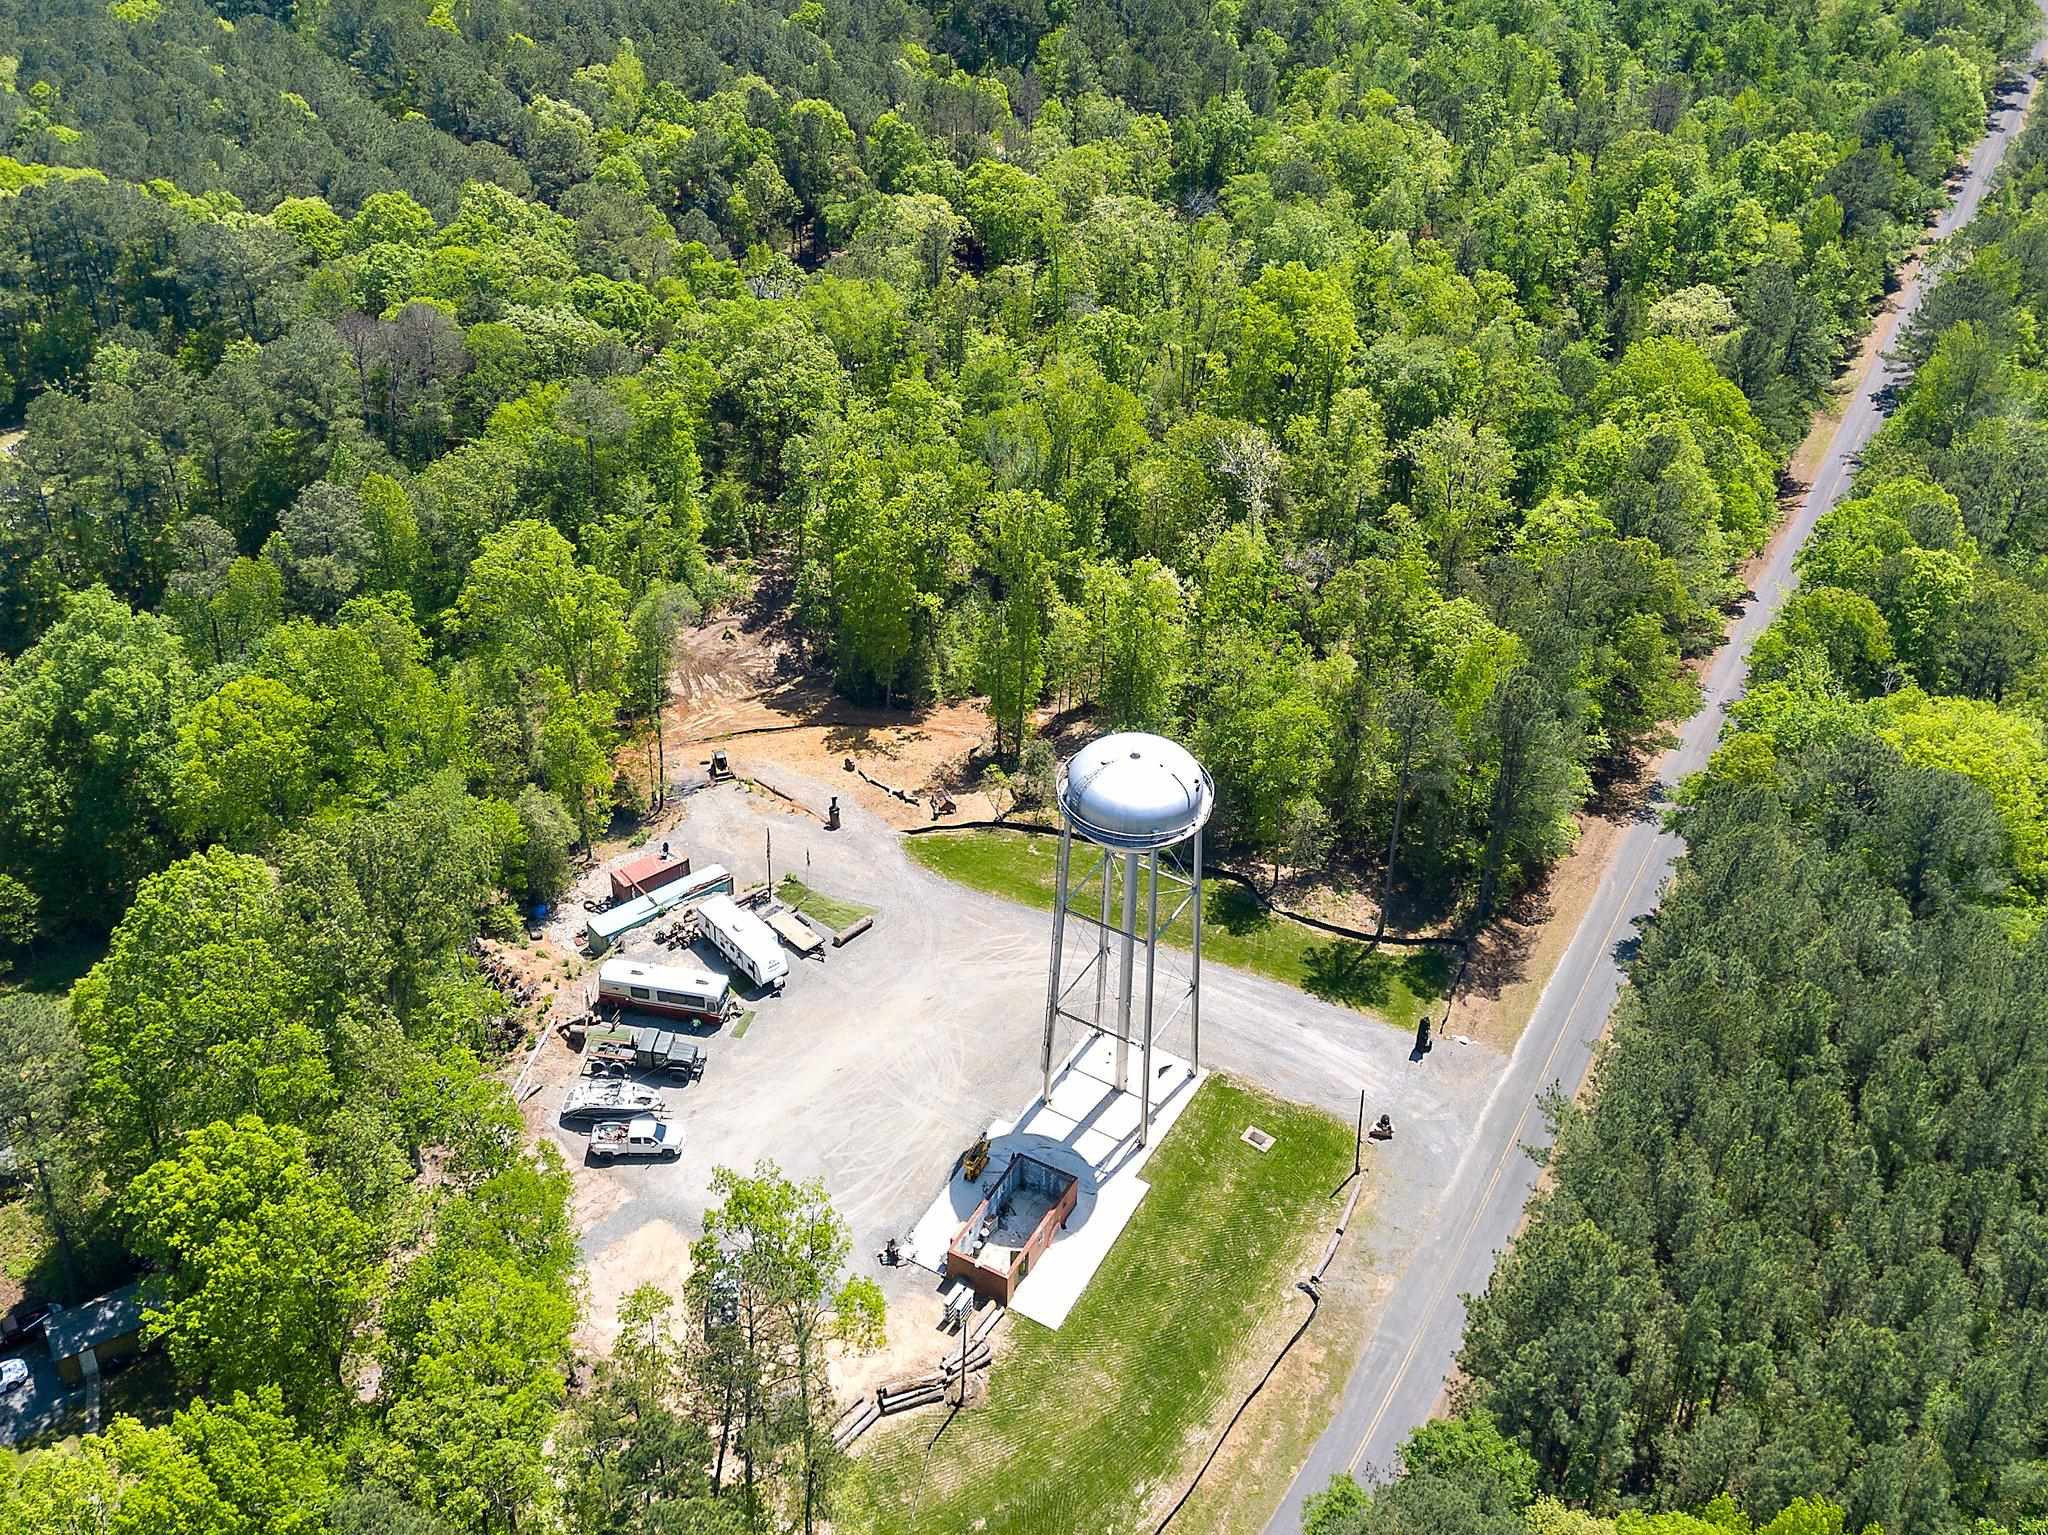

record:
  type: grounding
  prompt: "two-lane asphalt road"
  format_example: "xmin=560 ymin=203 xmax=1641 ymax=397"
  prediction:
xmin=1263 ymin=35 xmax=2048 ymax=1532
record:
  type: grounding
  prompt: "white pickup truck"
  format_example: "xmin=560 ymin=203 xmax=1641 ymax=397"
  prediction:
xmin=589 ymin=1116 xmax=683 ymax=1162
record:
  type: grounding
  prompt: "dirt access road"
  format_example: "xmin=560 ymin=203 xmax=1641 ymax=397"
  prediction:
xmin=559 ymin=767 xmax=1500 ymax=1356
xmin=1261 ymin=38 xmax=2048 ymax=1532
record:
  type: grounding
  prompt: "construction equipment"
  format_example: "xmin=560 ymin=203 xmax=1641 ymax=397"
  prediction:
xmin=961 ymin=1134 xmax=991 ymax=1182
xmin=709 ymin=748 xmax=733 ymax=781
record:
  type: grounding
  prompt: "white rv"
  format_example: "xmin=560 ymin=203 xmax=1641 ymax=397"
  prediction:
xmin=595 ymin=958 xmax=733 ymax=1025
xmin=695 ymin=894 xmax=789 ymax=991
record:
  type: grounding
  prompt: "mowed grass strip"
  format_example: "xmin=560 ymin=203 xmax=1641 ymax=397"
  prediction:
xmin=854 ymin=1075 xmax=1355 ymax=1535
xmin=906 ymin=829 xmax=1451 ymax=1026
xmin=775 ymin=874 xmax=874 ymax=930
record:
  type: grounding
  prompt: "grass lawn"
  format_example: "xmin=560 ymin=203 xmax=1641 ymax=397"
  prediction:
xmin=776 ymin=875 xmax=875 ymax=931
xmin=907 ymin=829 xmax=1452 ymax=1027
xmin=854 ymin=1075 xmax=1355 ymax=1535
xmin=0 ymin=1199 xmax=45 ymax=1290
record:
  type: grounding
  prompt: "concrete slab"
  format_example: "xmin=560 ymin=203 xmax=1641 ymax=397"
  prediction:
xmin=906 ymin=1033 xmax=1207 ymax=1329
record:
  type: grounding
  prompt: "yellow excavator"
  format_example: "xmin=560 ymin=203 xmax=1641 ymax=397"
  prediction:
xmin=961 ymin=1134 xmax=991 ymax=1183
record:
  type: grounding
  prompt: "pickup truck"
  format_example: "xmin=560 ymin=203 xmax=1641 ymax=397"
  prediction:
xmin=586 ymin=1025 xmax=707 ymax=1082
xmin=590 ymin=1116 xmax=683 ymax=1161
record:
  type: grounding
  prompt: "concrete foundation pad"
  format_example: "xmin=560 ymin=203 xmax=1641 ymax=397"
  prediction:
xmin=906 ymin=1032 xmax=1208 ymax=1329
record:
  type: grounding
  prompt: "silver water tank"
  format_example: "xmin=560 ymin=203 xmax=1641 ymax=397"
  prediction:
xmin=1058 ymin=732 xmax=1214 ymax=850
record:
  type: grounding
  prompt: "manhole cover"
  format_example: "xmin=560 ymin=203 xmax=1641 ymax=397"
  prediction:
xmin=1241 ymin=1126 xmax=1275 ymax=1153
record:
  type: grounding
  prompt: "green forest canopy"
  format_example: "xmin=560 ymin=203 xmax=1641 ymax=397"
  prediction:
xmin=1349 ymin=101 xmax=2048 ymax=1535
xmin=3 ymin=0 xmax=2040 ymax=940
xmin=1 ymin=0 xmax=2046 ymax=1529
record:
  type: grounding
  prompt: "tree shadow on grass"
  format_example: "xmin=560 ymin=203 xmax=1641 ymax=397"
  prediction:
xmin=1300 ymin=942 xmax=1456 ymax=1014
xmin=1209 ymin=883 xmax=1270 ymax=937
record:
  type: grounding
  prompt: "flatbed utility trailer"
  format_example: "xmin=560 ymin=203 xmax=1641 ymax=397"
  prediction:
xmin=586 ymin=1024 xmax=707 ymax=1082
xmin=764 ymin=907 xmax=824 ymax=956
xmin=590 ymin=1116 xmax=683 ymax=1161
xmin=561 ymin=1080 xmax=668 ymax=1127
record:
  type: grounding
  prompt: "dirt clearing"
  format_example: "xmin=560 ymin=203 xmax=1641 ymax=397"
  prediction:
xmin=656 ymin=615 xmax=998 ymax=830
xmin=578 ymin=1218 xmax=696 ymax=1353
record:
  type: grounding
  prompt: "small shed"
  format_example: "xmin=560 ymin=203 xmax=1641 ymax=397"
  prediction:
xmin=585 ymin=864 xmax=735 ymax=953
xmin=45 ymin=1283 xmax=146 ymax=1384
xmin=609 ymin=845 xmax=693 ymax=904
xmin=946 ymin=1155 xmax=1078 ymax=1305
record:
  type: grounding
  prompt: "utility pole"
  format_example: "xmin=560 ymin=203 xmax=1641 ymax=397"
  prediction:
xmin=1354 ymin=1089 xmax=1365 ymax=1179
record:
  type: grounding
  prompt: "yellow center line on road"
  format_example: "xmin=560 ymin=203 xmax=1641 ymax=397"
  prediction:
xmin=1343 ymin=837 xmax=1662 ymax=1476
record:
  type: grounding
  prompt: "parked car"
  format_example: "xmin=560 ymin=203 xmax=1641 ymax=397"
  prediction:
xmin=0 ymin=1357 xmax=30 ymax=1394
xmin=586 ymin=1023 xmax=708 ymax=1081
xmin=589 ymin=1116 xmax=683 ymax=1162
xmin=0 ymin=1303 xmax=47 ymax=1347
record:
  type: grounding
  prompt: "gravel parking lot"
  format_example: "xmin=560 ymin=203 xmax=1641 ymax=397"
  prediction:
xmin=557 ymin=769 xmax=1503 ymax=1327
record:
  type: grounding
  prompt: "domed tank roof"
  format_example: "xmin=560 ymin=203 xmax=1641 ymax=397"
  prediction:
xmin=1060 ymin=732 xmax=1214 ymax=850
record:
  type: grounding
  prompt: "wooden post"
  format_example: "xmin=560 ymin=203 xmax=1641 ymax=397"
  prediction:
xmin=766 ymin=829 xmax=773 ymax=892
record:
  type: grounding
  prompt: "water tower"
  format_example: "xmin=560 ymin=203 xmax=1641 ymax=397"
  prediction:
xmin=1039 ymin=732 xmax=1215 ymax=1146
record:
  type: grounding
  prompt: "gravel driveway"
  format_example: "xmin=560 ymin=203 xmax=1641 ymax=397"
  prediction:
xmin=562 ymin=769 xmax=1502 ymax=1308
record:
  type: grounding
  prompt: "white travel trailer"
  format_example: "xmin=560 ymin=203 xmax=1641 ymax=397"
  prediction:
xmin=695 ymin=894 xmax=789 ymax=991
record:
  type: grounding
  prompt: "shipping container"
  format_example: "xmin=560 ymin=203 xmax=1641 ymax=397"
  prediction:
xmin=584 ymin=863 xmax=734 ymax=952
xmin=609 ymin=845 xmax=693 ymax=904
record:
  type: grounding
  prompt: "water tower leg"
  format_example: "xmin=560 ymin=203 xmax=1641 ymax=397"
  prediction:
xmin=1139 ymin=847 xmax=1160 ymax=1146
xmin=1190 ymin=827 xmax=1204 ymax=1073
xmin=1041 ymin=825 xmax=1073 ymax=1099
xmin=1094 ymin=848 xmax=1112 ymax=1036
xmin=1116 ymin=847 xmax=1139 ymax=1093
